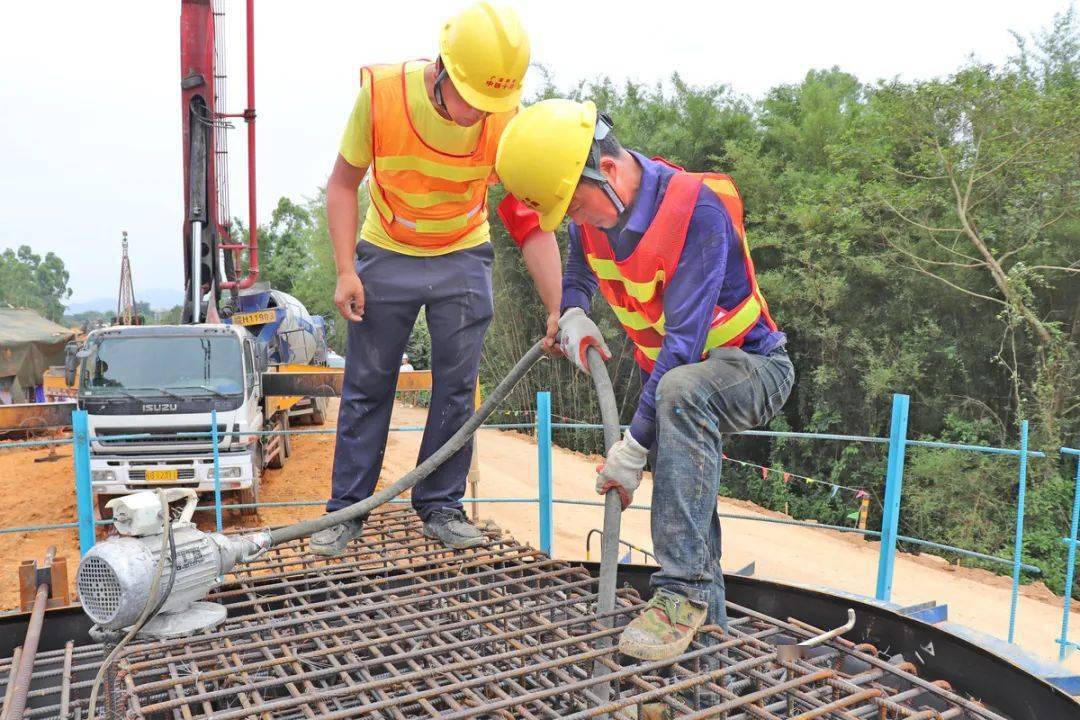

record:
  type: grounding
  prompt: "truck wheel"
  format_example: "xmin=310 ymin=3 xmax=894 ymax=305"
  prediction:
xmin=281 ymin=413 xmax=293 ymax=458
xmin=310 ymin=397 xmax=327 ymax=426
xmin=266 ymin=414 xmax=290 ymax=469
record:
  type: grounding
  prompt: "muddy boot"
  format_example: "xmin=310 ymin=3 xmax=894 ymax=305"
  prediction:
xmin=422 ymin=508 xmax=485 ymax=550
xmin=308 ymin=516 xmax=365 ymax=557
xmin=618 ymin=589 xmax=708 ymax=661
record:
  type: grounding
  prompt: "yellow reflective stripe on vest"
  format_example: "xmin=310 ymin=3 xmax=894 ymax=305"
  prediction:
xmin=636 ymin=343 xmax=661 ymax=361
xmin=410 ymin=210 xmax=477 ymax=234
xmin=632 ymin=298 xmax=763 ymax=362
xmin=382 ymin=185 xmax=476 ymax=209
xmin=586 ymin=256 xmax=664 ymax=303
xmin=369 ymin=176 xmax=483 ymax=234
xmin=391 ymin=203 xmax=483 ymax=234
xmin=368 ymin=178 xmax=394 ymax=222
xmin=702 ymin=176 xmax=740 ymax=201
xmin=704 ymin=297 xmax=762 ymax=348
xmin=611 ymin=304 xmax=664 ymax=332
xmin=375 ymin=155 xmax=492 ymax=183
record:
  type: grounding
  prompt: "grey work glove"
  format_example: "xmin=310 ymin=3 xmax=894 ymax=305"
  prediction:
xmin=558 ymin=307 xmax=611 ymax=374
xmin=596 ymin=429 xmax=648 ymax=510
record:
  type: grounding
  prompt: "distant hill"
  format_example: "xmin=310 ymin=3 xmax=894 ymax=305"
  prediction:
xmin=67 ymin=288 xmax=184 ymax=313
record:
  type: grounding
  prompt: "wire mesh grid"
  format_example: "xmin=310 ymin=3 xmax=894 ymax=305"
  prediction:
xmin=3 ymin=506 xmax=1007 ymax=719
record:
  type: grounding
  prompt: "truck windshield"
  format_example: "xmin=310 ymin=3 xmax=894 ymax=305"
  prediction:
xmin=83 ymin=336 xmax=244 ymax=396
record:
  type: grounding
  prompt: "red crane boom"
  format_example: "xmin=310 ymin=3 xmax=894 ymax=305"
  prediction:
xmin=180 ymin=0 xmax=258 ymax=323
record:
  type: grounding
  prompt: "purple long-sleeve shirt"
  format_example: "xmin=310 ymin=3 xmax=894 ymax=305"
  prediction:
xmin=561 ymin=152 xmax=787 ymax=448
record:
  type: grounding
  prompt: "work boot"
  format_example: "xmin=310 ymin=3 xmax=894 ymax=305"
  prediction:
xmin=308 ymin=516 xmax=365 ymax=557
xmin=618 ymin=589 xmax=707 ymax=661
xmin=422 ymin=508 xmax=485 ymax=550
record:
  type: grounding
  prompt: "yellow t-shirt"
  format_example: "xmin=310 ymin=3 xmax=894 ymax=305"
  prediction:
xmin=339 ymin=60 xmax=491 ymax=256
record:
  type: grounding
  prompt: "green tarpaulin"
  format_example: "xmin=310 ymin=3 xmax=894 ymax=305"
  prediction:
xmin=0 ymin=307 xmax=76 ymax=394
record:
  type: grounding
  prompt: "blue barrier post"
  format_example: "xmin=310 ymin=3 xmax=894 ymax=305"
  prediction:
xmin=212 ymin=409 xmax=223 ymax=534
xmin=1006 ymin=420 xmax=1030 ymax=644
xmin=1058 ymin=448 xmax=1080 ymax=660
xmin=537 ymin=391 xmax=553 ymax=556
xmin=72 ymin=409 xmax=96 ymax=556
xmin=875 ymin=393 xmax=910 ymax=601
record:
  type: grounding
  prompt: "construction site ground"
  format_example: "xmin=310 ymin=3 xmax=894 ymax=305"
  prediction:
xmin=1 ymin=398 xmax=1077 ymax=674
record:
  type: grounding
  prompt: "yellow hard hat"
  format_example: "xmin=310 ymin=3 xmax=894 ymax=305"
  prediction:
xmin=496 ymin=99 xmax=598 ymax=231
xmin=439 ymin=2 xmax=530 ymax=114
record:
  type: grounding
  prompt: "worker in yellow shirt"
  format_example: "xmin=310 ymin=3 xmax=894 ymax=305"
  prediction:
xmin=312 ymin=2 xmax=562 ymax=555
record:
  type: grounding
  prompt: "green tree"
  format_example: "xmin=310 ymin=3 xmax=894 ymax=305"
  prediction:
xmin=0 ymin=245 xmax=72 ymax=321
xmin=260 ymin=197 xmax=315 ymax=294
xmin=868 ymin=12 xmax=1079 ymax=449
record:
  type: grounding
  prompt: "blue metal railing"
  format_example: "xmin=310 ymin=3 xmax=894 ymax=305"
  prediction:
xmin=1058 ymin=447 xmax=1080 ymax=661
xmin=537 ymin=391 xmax=554 ymax=556
xmin=876 ymin=393 xmax=910 ymax=602
xmin=532 ymin=392 xmax=1063 ymax=655
xmin=2 ymin=391 xmax=1075 ymax=660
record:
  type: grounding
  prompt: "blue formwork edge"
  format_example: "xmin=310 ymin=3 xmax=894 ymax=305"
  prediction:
xmin=1058 ymin=447 xmax=1080 ymax=660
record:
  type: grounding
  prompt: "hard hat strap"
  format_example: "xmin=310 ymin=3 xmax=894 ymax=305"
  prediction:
xmin=433 ymin=58 xmax=451 ymax=115
xmin=582 ymin=112 xmax=627 ymax=215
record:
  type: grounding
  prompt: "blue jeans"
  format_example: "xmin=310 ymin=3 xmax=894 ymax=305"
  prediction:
xmin=649 ymin=345 xmax=794 ymax=628
xmin=328 ymin=241 xmax=494 ymax=520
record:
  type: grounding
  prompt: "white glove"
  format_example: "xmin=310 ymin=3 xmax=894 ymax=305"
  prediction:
xmin=596 ymin=429 xmax=648 ymax=510
xmin=558 ymin=307 xmax=611 ymax=374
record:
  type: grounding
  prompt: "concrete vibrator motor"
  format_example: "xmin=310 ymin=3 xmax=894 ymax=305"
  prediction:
xmin=76 ymin=489 xmax=252 ymax=638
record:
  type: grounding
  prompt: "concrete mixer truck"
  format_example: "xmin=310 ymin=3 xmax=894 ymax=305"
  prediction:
xmin=51 ymin=0 xmax=348 ymax=522
xmin=66 ymin=285 xmax=332 ymax=519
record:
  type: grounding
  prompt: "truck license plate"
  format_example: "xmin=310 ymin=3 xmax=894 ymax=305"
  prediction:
xmin=233 ymin=309 xmax=277 ymax=326
xmin=145 ymin=468 xmax=179 ymax=482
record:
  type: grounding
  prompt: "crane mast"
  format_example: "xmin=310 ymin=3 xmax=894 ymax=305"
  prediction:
xmin=180 ymin=0 xmax=259 ymax=323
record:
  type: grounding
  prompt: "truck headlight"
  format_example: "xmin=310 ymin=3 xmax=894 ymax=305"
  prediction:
xmin=217 ymin=467 xmax=242 ymax=479
xmin=92 ymin=470 xmax=116 ymax=483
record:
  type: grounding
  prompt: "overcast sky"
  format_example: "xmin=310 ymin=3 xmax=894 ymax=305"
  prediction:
xmin=0 ymin=1 xmax=1069 ymax=305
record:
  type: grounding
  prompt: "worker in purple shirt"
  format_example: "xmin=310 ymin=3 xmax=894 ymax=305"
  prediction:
xmin=496 ymin=99 xmax=794 ymax=660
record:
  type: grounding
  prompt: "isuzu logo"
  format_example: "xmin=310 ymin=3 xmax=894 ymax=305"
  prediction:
xmin=142 ymin=403 xmax=179 ymax=413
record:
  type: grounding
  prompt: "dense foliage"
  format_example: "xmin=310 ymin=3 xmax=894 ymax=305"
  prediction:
xmin=253 ymin=13 xmax=1079 ymax=593
xmin=0 ymin=245 xmax=72 ymax=322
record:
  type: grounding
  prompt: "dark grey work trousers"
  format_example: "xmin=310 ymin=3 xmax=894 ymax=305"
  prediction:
xmin=328 ymin=240 xmax=494 ymax=520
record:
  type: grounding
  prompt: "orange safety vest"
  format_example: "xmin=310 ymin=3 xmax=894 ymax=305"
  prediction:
xmin=578 ymin=166 xmax=777 ymax=373
xmin=364 ymin=62 xmax=513 ymax=250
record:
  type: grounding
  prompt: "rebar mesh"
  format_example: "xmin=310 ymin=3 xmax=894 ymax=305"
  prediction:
xmin=4 ymin=507 xmax=1008 ymax=719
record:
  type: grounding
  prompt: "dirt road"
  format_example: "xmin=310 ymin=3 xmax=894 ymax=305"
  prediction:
xmin=1 ymin=399 xmax=1076 ymax=674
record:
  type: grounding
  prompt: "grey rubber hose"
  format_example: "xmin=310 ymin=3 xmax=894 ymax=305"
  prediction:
xmin=587 ymin=346 xmax=624 ymax=710
xmin=587 ymin=346 xmax=623 ymax=617
xmin=269 ymin=340 xmax=547 ymax=546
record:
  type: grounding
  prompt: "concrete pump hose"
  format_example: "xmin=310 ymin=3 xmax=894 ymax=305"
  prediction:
xmin=587 ymin=346 xmax=624 ymax=709
xmin=586 ymin=346 xmax=623 ymax=620
xmin=269 ymin=340 xmax=548 ymax=547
